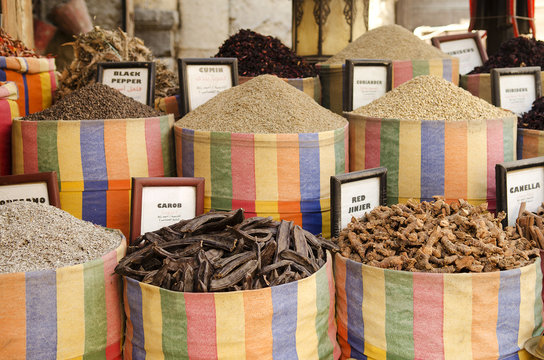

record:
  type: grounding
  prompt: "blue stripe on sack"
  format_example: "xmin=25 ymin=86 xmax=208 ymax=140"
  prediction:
xmin=82 ymin=191 xmax=107 ymax=227
xmin=534 ymin=258 xmax=544 ymax=335
xmin=175 ymin=95 xmax=183 ymax=118
xmin=443 ymin=59 xmax=452 ymax=81
xmin=497 ymin=269 xmax=522 ymax=357
xmin=271 ymin=280 xmax=299 ymax=359
xmin=299 ymin=133 xmax=321 ymax=233
xmin=288 ymin=78 xmax=304 ymax=91
xmin=516 ymin=129 xmax=523 ymax=160
xmin=22 ymin=72 xmax=29 ymax=115
xmin=25 ymin=270 xmax=57 ymax=360
xmin=182 ymin=128 xmax=194 ymax=177
xmin=127 ymin=278 xmax=146 ymax=360
xmin=0 ymin=56 xmax=6 ymax=69
xmin=346 ymin=259 xmax=365 ymax=359
xmin=0 ymin=69 xmax=5 ymax=81
xmin=80 ymin=120 xmax=108 ymax=190
xmin=420 ymin=121 xmax=445 ymax=201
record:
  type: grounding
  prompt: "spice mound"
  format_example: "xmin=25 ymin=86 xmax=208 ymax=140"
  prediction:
xmin=519 ymin=96 xmax=544 ymax=130
xmin=22 ymin=82 xmax=161 ymax=120
xmin=333 ymin=197 xmax=539 ymax=273
xmin=322 ymin=24 xmax=450 ymax=65
xmin=115 ymin=209 xmax=339 ymax=292
xmin=0 ymin=28 xmax=41 ymax=58
xmin=470 ymin=36 xmax=544 ymax=74
xmin=351 ymin=75 xmax=513 ymax=121
xmin=0 ymin=202 xmax=122 ymax=273
xmin=215 ymin=29 xmax=317 ymax=78
xmin=176 ymin=74 xmax=347 ymax=133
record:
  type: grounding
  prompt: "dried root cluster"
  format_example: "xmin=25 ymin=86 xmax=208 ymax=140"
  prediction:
xmin=115 ymin=209 xmax=339 ymax=292
xmin=516 ymin=202 xmax=544 ymax=249
xmin=334 ymin=197 xmax=539 ymax=273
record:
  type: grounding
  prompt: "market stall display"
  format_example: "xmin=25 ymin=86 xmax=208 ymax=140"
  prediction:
xmin=333 ymin=197 xmax=543 ymax=359
xmin=347 ymin=74 xmax=515 ymax=210
xmin=175 ymin=74 xmax=348 ymax=238
xmin=0 ymin=202 xmax=126 ymax=359
xmin=12 ymin=83 xmax=175 ymax=237
xmin=117 ymin=209 xmax=340 ymax=359
xmin=316 ymin=24 xmax=458 ymax=114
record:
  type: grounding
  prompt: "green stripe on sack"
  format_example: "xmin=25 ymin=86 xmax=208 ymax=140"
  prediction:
xmin=412 ymin=60 xmax=430 ymax=77
xmin=160 ymin=288 xmax=188 ymax=359
xmin=83 ymin=260 xmax=107 ymax=360
xmin=315 ymin=265 xmax=334 ymax=359
xmin=334 ymin=127 xmax=345 ymax=175
xmin=37 ymin=121 xmax=60 ymax=181
xmin=160 ymin=116 xmax=175 ymax=176
xmin=385 ymin=270 xmax=414 ymax=359
xmin=502 ymin=117 xmax=515 ymax=162
xmin=211 ymin=132 xmax=232 ymax=211
xmin=380 ymin=119 xmax=399 ymax=204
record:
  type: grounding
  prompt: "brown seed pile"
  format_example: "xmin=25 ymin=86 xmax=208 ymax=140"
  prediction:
xmin=115 ymin=209 xmax=339 ymax=292
xmin=351 ymin=75 xmax=513 ymax=121
xmin=176 ymin=74 xmax=347 ymax=133
xmin=323 ymin=24 xmax=450 ymax=65
xmin=23 ymin=82 xmax=161 ymax=120
xmin=0 ymin=202 xmax=122 ymax=273
xmin=333 ymin=197 xmax=539 ymax=273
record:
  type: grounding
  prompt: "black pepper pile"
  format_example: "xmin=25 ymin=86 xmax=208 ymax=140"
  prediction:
xmin=519 ymin=96 xmax=544 ymax=130
xmin=23 ymin=83 xmax=161 ymax=120
xmin=469 ymin=37 xmax=544 ymax=74
xmin=214 ymin=29 xmax=317 ymax=78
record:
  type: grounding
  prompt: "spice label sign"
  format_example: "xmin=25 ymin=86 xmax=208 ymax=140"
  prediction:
xmin=439 ymin=38 xmax=483 ymax=75
xmin=491 ymin=67 xmax=542 ymax=116
xmin=140 ymin=186 xmax=197 ymax=233
xmin=352 ymin=65 xmax=388 ymax=109
xmin=505 ymin=167 xmax=544 ymax=225
xmin=0 ymin=182 xmax=49 ymax=206
xmin=97 ymin=62 xmax=156 ymax=106
xmin=185 ymin=64 xmax=232 ymax=110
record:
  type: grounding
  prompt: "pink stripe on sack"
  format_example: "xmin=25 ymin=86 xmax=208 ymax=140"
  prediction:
xmin=486 ymin=120 xmax=503 ymax=212
xmin=327 ymin=255 xmax=341 ymax=359
xmin=392 ymin=61 xmax=414 ymax=88
xmin=466 ymin=75 xmax=481 ymax=98
xmin=334 ymin=255 xmax=351 ymax=359
xmin=231 ymin=133 xmax=256 ymax=214
xmin=103 ymin=249 xmax=123 ymax=357
xmin=365 ymin=119 xmax=381 ymax=169
xmin=413 ymin=273 xmax=445 ymax=360
xmin=145 ymin=118 xmax=165 ymax=176
xmin=185 ymin=292 xmax=218 ymax=359
xmin=21 ymin=120 xmax=38 ymax=173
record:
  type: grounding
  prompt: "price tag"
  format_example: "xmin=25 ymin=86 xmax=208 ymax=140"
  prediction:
xmin=344 ymin=60 xmax=392 ymax=112
xmin=330 ymin=167 xmax=387 ymax=238
xmin=97 ymin=62 xmax=156 ymax=106
xmin=491 ymin=66 xmax=541 ymax=116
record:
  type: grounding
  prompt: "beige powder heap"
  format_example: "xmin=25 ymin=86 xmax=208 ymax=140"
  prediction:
xmin=323 ymin=24 xmax=450 ymax=65
xmin=176 ymin=74 xmax=347 ymax=133
xmin=352 ymin=75 xmax=513 ymax=121
xmin=0 ymin=202 xmax=122 ymax=273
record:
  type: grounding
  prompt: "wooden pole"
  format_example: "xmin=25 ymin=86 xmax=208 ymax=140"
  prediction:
xmin=1 ymin=0 xmax=34 ymax=48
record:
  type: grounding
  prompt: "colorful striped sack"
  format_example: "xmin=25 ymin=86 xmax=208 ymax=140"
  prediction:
xmin=517 ymin=128 xmax=544 ymax=160
xmin=239 ymin=75 xmax=322 ymax=104
xmin=122 ymin=253 xmax=340 ymax=359
xmin=334 ymin=253 xmax=544 ymax=360
xmin=155 ymin=95 xmax=183 ymax=120
xmin=316 ymin=58 xmax=459 ymax=114
xmin=0 ymin=81 xmax=19 ymax=175
xmin=174 ymin=124 xmax=349 ymax=238
xmin=460 ymin=72 xmax=544 ymax=104
xmin=0 ymin=234 xmax=127 ymax=360
xmin=346 ymin=113 xmax=517 ymax=211
xmin=0 ymin=56 xmax=57 ymax=117
xmin=11 ymin=115 xmax=176 ymax=237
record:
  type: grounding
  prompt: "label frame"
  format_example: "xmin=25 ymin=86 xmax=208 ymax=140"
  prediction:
xmin=96 ymin=61 xmax=156 ymax=106
xmin=431 ymin=32 xmax=488 ymax=75
xmin=0 ymin=171 xmax=60 ymax=207
xmin=491 ymin=66 xmax=541 ymax=115
xmin=343 ymin=59 xmax=392 ymax=112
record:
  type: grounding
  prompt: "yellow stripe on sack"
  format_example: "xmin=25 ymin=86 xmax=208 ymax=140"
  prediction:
xmin=11 ymin=120 xmax=24 ymax=174
xmin=296 ymin=276 xmax=319 ymax=360
xmin=141 ymin=283 xmax=164 ymax=360
xmin=57 ymin=121 xmax=84 ymax=191
xmin=362 ymin=265 xmax=386 ymax=351
xmin=364 ymin=341 xmax=386 ymax=359
xmin=518 ymin=264 xmax=537 ymax=348
xmin=194 ymin=131 xmax=211 ymax=200
xmin=320 ymin=198 xmax=330 ymax=239
xmin=349 ymin=115 xmax=366 ymax=171
xmin=215 ymin=292 xmax=246 ymax=359
xmin=59 ymin=191 xmax=83 ymax=219
xmin=39 ymin=71 xmax=52 ymax=110
xmin=56 ymin=264 xmax=85 ymax=359
xmin=126 ymin=118 xmax=149 ymax=177
xmin=255 ymin=133 xmax=278 ymax=218
xmin=398 ymin=120 xmax=421 ymax=201
xmin=466 ymin=120 xmax=487 ymax=204
xmin=428 ymin=58 xmax=443 ymax=79
xmin=443 ymin=274 xmax=472 ymax=359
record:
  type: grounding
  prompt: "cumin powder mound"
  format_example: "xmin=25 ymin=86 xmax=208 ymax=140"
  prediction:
xmin=176 ymin=74 xmax=347 ymax=133
xmin=23 ymin=82 xmax=161 ymax=120
xmin=352 ymin=75 xmax=513 ymax=121
xmin=0 ymin=202 xmax=122 ymax=273
xmin=323 ymin=24 xmax=450 ymax=65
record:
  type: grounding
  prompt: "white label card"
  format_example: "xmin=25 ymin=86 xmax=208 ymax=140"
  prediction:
xmin=506 ymin=166 xmax=544 ymax=226
xmin=186 ymin=64 xmax=232 ymax=111
xmin=339 ymin=177 xmax=381 ymax=229
xmin=352 ymin=65 xmax=388 ymax=109
xmin=439 ymin=38 xmax=483 ymax=75
xmin=499 ymin=74 xmax=536 ymax=115
xmin=101 ymin=68 xmax=149 ymax=104
xmin=141 ymin=186 xmax=197 ymax=233
xmin=0 ymin=182 xmax=50 ymax=205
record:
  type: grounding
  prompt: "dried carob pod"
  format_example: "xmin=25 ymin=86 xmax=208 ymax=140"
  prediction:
xmin=115 ymin=209 xmax=338 ymax=292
